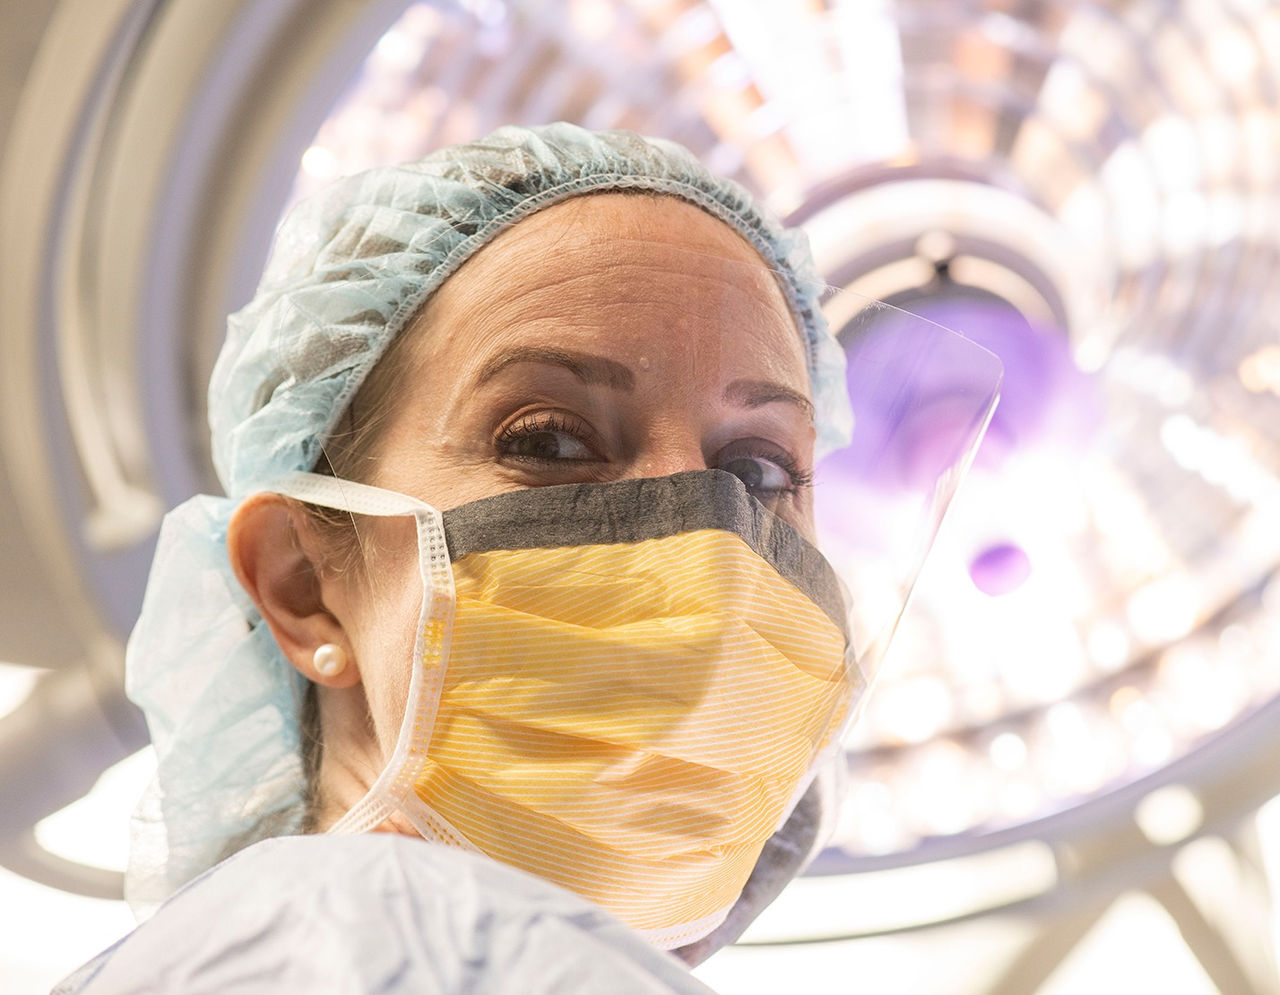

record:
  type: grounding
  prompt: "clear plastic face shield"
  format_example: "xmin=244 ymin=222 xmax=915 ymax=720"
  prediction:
xmin=261 ymin=227 xmax=1002 ymax=951
xmin=815 ymin=291 xmax=1004 ymax=697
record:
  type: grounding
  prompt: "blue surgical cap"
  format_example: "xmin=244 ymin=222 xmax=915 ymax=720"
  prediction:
xmin=126 ymin=122 xmax=850 ymax=916
xmin=212 ymin=122 xmax=849 ymax=498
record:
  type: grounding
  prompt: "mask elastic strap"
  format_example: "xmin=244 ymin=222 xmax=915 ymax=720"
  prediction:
xmin=256 ymin=472 xmax=456 ymax=837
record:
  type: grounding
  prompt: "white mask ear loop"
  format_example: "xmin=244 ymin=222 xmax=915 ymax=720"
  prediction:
xmin=258 ymin=471 xmax=456 ymax=836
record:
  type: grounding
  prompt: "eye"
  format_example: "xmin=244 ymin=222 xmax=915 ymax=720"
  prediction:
xmin=720 ymin=455 xmax=794 ymax=494
xmin=506 ymin=430 xmax=593 ymax=461
xmin=495 ymin=412 xmax=599 ymax=463
xmin=716 ymin=442 xmax=813 ymax=500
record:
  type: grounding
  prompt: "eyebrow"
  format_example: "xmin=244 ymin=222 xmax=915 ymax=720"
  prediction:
xmin=724 ymin=378 xmax=815 ymax=421
xmin=475 ymin=347 xmax=636 ymax=390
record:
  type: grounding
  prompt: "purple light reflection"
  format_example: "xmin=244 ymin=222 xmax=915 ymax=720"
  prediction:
xmin=969 ymin=541 xmax=1033 ymax=596
xmin=816 ymin=290 xmax=1101 ymax=597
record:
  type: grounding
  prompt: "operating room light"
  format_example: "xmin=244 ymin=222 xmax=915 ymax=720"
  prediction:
xmin=278 ymin=0 xmax=1280 ymax=862
xmin=275 ymin=0 xmax=1280 ymax=883
xmin=33 ymin=749 xmax=154 ymax=875
xmin=0 ymin=664 xmax=39 ymax=722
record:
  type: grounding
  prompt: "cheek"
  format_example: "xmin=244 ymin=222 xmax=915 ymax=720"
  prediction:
xmin=799 ymin=500 xmax=818 ymax=545
xmin=366 ymin=424 xmax=513 ymax=512
xmin=363 ymin=613 xmax=420 ymax=759
xmin=347 ymin=522 xmax=426 ymax=756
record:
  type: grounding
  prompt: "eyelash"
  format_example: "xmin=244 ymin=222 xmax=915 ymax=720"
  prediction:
xmin=722 ymin=443 xmax=814 ymax=496
xmin=494 ymin=411 xmax=600 ymax=459
xmin=758 ymin=449 xmax=814 ymax=491
xmin=494 ymin=412 xmax=813 ymax=493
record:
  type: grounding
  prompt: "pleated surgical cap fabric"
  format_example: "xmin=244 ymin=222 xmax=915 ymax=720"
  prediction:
xmin=211 ymin=122 xmax=850 ymax=498
xmin=126 ymin=122 xmax=850 ymax=916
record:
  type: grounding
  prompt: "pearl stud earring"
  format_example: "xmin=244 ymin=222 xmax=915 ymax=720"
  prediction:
xmin=313 ymin=643 xmax=347 ymax=678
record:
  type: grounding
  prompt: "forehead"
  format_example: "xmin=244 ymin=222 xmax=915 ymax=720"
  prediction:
xmin=480 ymin=192 xmax=781 ymax=270
xmin=414 ymin=193 xmax=808 ymax=381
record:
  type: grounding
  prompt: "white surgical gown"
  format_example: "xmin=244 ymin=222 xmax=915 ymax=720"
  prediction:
xmin=53 ymin=834 xmax=719 ymax=994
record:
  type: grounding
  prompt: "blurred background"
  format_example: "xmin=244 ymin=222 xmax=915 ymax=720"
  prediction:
xmin=3 ymin=0 xmax=1280 ymax=991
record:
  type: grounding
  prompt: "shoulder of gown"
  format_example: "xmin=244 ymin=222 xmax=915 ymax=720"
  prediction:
xmin=52 ymin=833 xmax=719 ymax=995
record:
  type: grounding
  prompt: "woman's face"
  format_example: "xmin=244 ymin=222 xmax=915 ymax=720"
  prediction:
xmin=317 ymin=192 xmax=816 ymax=817
xmin=366 ymin=192 xmax=815 ymax=528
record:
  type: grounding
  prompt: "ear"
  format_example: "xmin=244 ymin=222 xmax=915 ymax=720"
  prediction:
xmin=227 ymin=493 xmax=362 ymax=689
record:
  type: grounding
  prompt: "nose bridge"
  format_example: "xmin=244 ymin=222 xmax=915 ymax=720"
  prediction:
xmin=632 ymin=413 xmax=707 ymax=479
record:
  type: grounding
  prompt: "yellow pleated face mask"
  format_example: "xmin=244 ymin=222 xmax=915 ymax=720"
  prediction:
xmin=276 ymin=469 xmax=860 ymax=949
